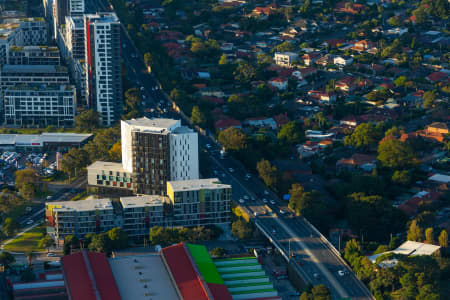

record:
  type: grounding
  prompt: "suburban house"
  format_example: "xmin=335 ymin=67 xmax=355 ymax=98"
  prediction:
xmin=417 ymin=122 xmax=449 ymax=143
xmin=308 ymin=90 xmax=337 ymax=103
xmin=274 ymin=52 xmax=299 ymax=67
xmin=301 ymin=52 xmax=321 ymax=66
xmin=214 ymin=118 xmax=242 ymax=131
xmin=268 ymin=77 xmax=288 ymax=90
xmin=243 ymin=117 xmax=277 ymax=129
xmin=336 ymin=153 xmax=377 ymax=172
xmin=334 ymin=55 xmax=353 ymax=67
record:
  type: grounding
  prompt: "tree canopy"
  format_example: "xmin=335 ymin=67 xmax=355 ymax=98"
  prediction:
xmin=218 ymin=127 xmax=247 ymax=151
xmin=344 ymin=123 xmax=380 ymax=149
xmin=377 ymin=139 xmax=415 ymax=169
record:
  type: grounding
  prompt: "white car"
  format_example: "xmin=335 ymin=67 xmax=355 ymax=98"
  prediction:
xmin=243 ymin=195 xmax=249 ymax=200
xmin=279 ymin=209 xmax=285 ymax=215
xmin=239 ymin=199 xmax=245 ymax=204
xmin=47 ymin=253 xmax=57 ymax=257
xmin=228 ymin=168 xmax=234 ymax=173
xmin=338 ymin=270 xmax=345 ymax=276
xmin=263 ymin=198 xmax=268 ymax=203
xmin=264 ymin=190 xmax=269 ymax=195
xmin=26 ymin=219 xmax=34 ymax=225
xmin=270 ymin=200 xmax=276 ymax=205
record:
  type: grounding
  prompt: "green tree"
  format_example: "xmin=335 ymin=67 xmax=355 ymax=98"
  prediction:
xmin=392 ymin=170 xmax=411 ymax=185
xmin=108 ymin=142 xmax=122 ymax=162
xmin=378 ymin=139 xmax=415 ymax=169
xmin=438 ymin=229 xmax=448 ymax=248
xmin=416 ymin=284 xmax=440 ymax=300
xmin=277 ymin=121 xmax=305 ymax=146
xmin=344 ymin=123 xmax=380 ymax=149
xmin=15 ymin=169 xmax=38 ymax=190
xmin=210 ymin=247 xmax=226 ymax=258
xmin=191 ymin=105 xmax=206 ymax=126
xmin=425 ymin=227 xmax=434 ymax=244
xmin=234 ymin=62 xmax=257 ymax=83
xmin=275 ymin=41 xmax=295 ymax=53
xmin=2 ymin=217 xmax=18 ymax=237
xmin=20 ymin=183 xmax=36 ymax=200
xmin=256 ymin=159 xmax=278 ymax=188
xmin=107 ymin=227 xmax=128 ymax=249
xmin=394 ymin=76 xmax=407 ymax=87
xmin=288 ymin=184 xmax=317 ymax=216
xmin=218 ymin=127 xmax=247 ymax=151
xmin=218 ymin=53 xmax=228 ymax=65
xmin=0 ymin=251 xmax=15 ymax=269
xmin=412 ymin=8 xmax=427 ymax=24
xmin=38 ymin=235 xmax=55 ymax=253
xmin=407 ymin=220 xmax=423 ymax=242
xmin=231 ymin=219 xmax=253 ymax=240
xmin=385 ymin=126 xmax=403 ymax=137
xmin=63 ymin=235 xmax=79 ymax=255
xmin=88 ymin=234 xmax=110 ymax=254
xmin=61 ymin=148 xmax=90 ymax=178
xmin=422 ymin=91 xmax=436 ymax=109
xmin=74 ymin=109 xmax=99 ymax=132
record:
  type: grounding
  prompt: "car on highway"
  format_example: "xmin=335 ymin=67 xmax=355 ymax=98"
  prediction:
xmin=263 ymin=198 xmax=268 ymax=203
xmin=338 ymin=270 xmax=346 ymax=276
xmin=279 ymin=209 xmax=286 ymax=215
xmin=254 ymin=212 xmax=259 ymax=217
xmin=271 ymin=228 xmax=276 ymax=235
xmin=270 ymin=200 xmax=276 ymax=205
xmin=251 ymin=196 xmax=255 ymax=201
xmin=47 ymin=253 xmax=57 ymax=257
xmin=239 ymin=199 xmax=245 ymax=204
xmin=26 ymin=219 xmax=34 ymax=225
xmin=228 ymin=168 xmax=234 ymax=173
xmin=264 ymin=190 xmax=269 ymax=195
xmin=243 ymin=195 xmax=249 ymax=200
xmin=205 ymin=144 xmax=212 ymax=149
xmin=313 ymin=273 xmax=320 ymax=279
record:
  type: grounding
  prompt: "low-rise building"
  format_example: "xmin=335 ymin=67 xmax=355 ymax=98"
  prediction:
xmin=46 ymin=198 xmax=116 ymax=240
xmin=4 ymin=84 xmax=75 ymax=127
xmin=87 ymin=161 xmax=134 ymax=197
xmin=167 ymin=178 xmax=231 ymax=227
xmin=120 ymin=195 xmax=165 ymax=237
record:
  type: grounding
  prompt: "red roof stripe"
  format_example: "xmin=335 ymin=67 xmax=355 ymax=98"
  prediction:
xmin=207 ymin=283 xmax=233 ymax=300
xmin=87 ymin=252 xmax=122 ymax=300
xmin=162 ymin=243 xmax=210 ymax=300
xmin=61 ymin=252 xmax=96 ymax=300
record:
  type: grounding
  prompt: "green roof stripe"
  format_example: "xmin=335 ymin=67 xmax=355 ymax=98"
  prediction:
xmin=214 ymin=256 xmax=257 ymax=262
xmin=226 ymin=282 xmax=272 ymax=288
xmin=217 ymin=263 xmax=260 ymax=268
xmin=186 ymin=243 xmax=224 ymax=284
xmin=219 ymin=269 xmax=264 ymax=274
xmin=224 ymin=275 xmax=268 ymax=281
xmin=231 ymin=288 xmax=276 ymax=295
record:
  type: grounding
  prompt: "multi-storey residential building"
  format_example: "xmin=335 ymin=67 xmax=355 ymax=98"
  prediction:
xmin=64 ymin=16 xmax=85 ymax=59
xmin=7 ymin=46 xmax=60 ymax=65
xmin=72 ymin=58 xmax=86 ymax=105
xmin=120 ymin=195 xmax=166 ymax=237
xmin=167 ymin=178 xmax=231 ymax=226
xmin=88 ymin=117 xmax=199 ymax=196
xmin=121 ymin=118 xmax=199 ymax=195
xmin=46 ymin=198 xmax=116 ymax=241
xmin=84 ymin=13 xmax=122 ymax=126
xmin=53 ymin=0 xmax=85 ymax=39
xmin=4 ymin=84 xmax=75 ymax=127
xmin=0 ymin=18 xmax=48 ymax=66
xmin=0 ymin=65 xmax=69 ymax=89
xmin=274 ymin=52 xmax=299 ymax=67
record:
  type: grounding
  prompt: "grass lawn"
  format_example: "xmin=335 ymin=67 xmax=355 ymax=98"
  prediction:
xmin=4 ymin=225 xmax=46 ymax=253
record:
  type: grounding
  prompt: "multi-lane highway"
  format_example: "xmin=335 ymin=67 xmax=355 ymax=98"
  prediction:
xmin=93 ymin=1 xmax=373 ymax=298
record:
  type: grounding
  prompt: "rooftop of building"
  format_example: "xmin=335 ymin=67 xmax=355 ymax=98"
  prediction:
xmin=5 ymin=84 xmax=74 ymax=92
xmin=9 ymin=45 xmax=59 ymax=52
xmin=172 ymin=126 xmax=195 ymax=134
xmin=2 ymin=64 xmax=68 ymax=73
xmin=87 ymin=161 xmax=130 ymax=173
xmin=167 ymin=178 xmax=231 ymax=192
xmin=109 ymin=254 xmax=180 ymax=300
xmin=0 ymin=132 xmax=92 ymax=145
xmin=48 ymin=198 xmax=113 ymax=212
xmin=120 ymin=195 xmax=167 ymax=209
xmin=123 ymin=117 xmax=181 ymax=133
xmin=85 ymin=12 xmax=120 ymax=24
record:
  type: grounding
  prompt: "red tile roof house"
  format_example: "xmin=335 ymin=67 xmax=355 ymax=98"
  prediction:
xmin=268 ymin=77 xmax=288 ymax=90
xmin=307 ymin=90 xmax=337 ymax=103
xmin=214 ymin=118 xmax=242 ymax=131
xmin=336 ymin=153 xmax=377 ymax=172
xmin=297 ymin=141 xmax=321 ymax=159
xmin=336 ymin=76 xmax=357 ymax=92
xmin=273 ymin=113 xmax=290 ymax=127
xmin=351 ymin=40 xmax=376 ymax=52
xmin=426 ymin=71 xmax=449 ymax=83
xmin=301 ymin=52 xmax=322 ymax=66
xmin=398 ymin=190 xmax=440 ymax=217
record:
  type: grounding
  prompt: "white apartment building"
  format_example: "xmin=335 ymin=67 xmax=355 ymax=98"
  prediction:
xmin=84 ymin=13 xmax=122 ymax=126
xmin=65 ymin=16 xmax=85 ymax=59
xmin=4 ymin=84 xmax=76 ymax=127
xmin=274 ymin=52 xmax=299 ymax=67
xmin=53 ymin=0 xmax=85 ymax=39
xmin=46 ymin=198 xmax=116 ymax=240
